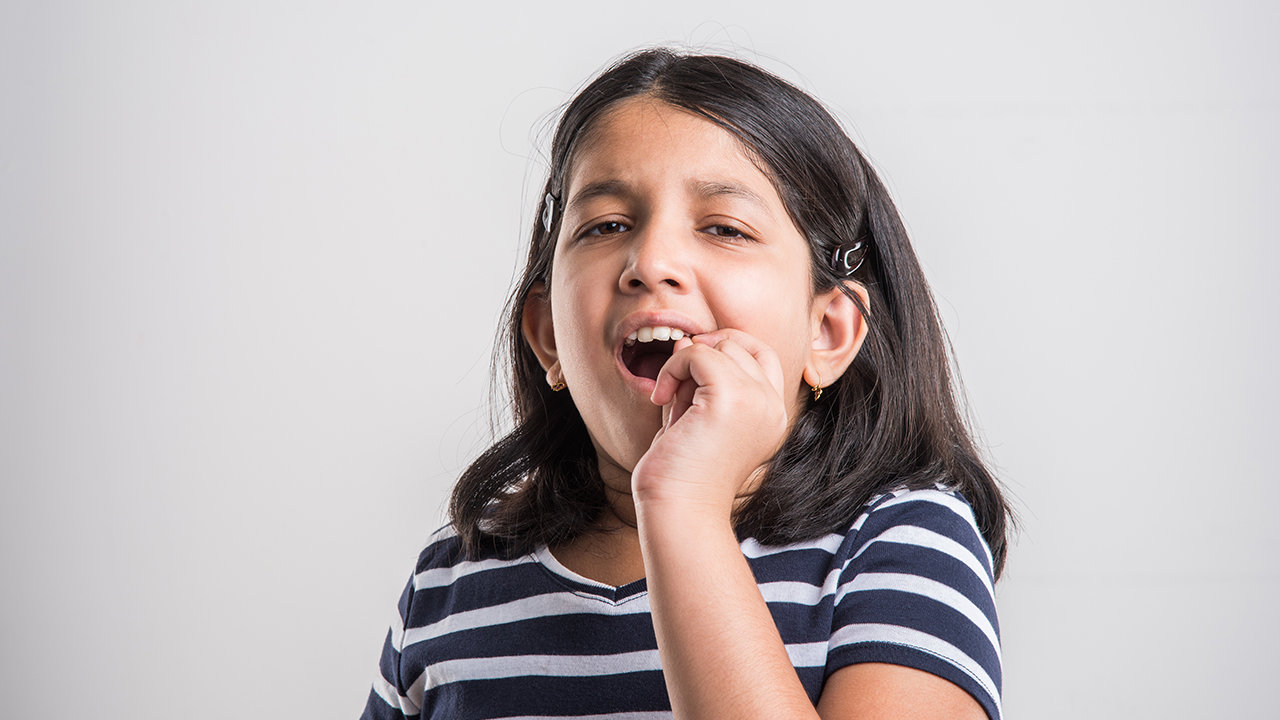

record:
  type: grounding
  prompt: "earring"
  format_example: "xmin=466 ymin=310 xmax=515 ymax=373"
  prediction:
xmin=811 ymin=372 xmax=822 ymax=401
xmin=550 ymin=374 xmax=566 ymax=392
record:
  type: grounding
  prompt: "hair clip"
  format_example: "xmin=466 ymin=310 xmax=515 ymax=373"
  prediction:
xmin=541 ymin=193 xmax=557 ymax=233
xmin=830 ymin=240 xmax=867 ymax=277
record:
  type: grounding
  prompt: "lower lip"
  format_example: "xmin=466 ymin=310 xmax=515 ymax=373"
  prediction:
xmin=616 ymin=354 xmax=657 ymax=396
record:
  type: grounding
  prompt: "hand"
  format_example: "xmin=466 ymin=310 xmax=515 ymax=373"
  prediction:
xmin=630 ymin=328 xmax=790 ymax=516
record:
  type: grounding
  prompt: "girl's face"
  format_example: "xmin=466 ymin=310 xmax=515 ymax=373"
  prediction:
xmin=526 ymin=98 xmax=834 ymax=479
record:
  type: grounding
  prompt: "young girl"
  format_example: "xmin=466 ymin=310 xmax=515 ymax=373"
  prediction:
xmin=362 ymin=48 xmax=1010 ymax=720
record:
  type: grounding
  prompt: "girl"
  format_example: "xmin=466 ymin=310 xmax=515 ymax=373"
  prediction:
xmin=362 ymin=48 xmax=1011 ymax=720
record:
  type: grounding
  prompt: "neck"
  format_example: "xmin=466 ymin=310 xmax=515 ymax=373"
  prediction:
xmin=547 ymin=459 xmax=645 ymax=588
xmin=598 ymin=460 xmax=638 ymax=528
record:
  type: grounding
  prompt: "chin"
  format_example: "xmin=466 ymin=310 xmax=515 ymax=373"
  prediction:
xmin=586 ymin=412 xmax=661 ymax=479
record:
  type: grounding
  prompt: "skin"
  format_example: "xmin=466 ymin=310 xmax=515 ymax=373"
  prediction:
xmin=522 ymin=97 xmax=987 ymax=720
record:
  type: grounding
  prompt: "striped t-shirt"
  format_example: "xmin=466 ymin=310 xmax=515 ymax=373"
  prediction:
xmin=361 ymin=487 xmax=1002 ymax=720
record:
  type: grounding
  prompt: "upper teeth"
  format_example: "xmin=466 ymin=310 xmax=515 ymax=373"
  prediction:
xmin=626 ymin=326 xmax=685 ymax=345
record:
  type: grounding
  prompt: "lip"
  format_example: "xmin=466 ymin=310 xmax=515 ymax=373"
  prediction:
xmin=614 ymin=310 xmax=710 ymax=393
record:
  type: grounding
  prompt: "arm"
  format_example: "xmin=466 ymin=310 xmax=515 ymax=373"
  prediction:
xmin=637 ymin=495 xmax=815 ymax=718
xmin=637 ymin=331 xmax=991 ymax=720
xmin=637 ymin=494 xmax=987 ymax=720
xmin=819 ymin=664 xmax=988 ymax=720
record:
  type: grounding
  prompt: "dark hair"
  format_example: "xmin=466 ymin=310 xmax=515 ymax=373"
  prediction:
xmin=450 ymin=48 xmax=1012 ymax=578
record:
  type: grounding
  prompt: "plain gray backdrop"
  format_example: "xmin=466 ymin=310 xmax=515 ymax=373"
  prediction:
xmin=2 ymin=1 xmax=1276 ymax=718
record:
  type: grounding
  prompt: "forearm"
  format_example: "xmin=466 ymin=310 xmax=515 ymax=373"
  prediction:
xmin=636 ymin=500 xmax=819 ymax=720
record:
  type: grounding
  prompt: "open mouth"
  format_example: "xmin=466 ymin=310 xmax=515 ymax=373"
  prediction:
xmin=621 ymin=338 xmax=676 ymax=381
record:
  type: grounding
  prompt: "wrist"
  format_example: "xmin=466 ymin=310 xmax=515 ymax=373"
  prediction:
xmin=630 ymin=462 xmax=764 ymax=517
xmin=633 ymin=493 xmax=739 ymax=546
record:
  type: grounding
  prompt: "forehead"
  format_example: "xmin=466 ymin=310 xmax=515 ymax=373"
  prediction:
xmin=563 ymin=97 xmax=782 ymax=208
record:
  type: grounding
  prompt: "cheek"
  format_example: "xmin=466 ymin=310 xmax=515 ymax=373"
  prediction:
xmin=550 ymin=284 xmax=607 ymax=374
xmin=733 ymin=273 xmax=815 ymax=357
xmin=766 ymin=297 xmax=820 ymax=388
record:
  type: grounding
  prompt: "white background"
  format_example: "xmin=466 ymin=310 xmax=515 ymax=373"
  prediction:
xmin=2 ymin=1 xmax=1276 ymax=717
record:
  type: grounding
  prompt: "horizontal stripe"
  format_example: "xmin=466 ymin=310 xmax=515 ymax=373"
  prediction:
xmin=740 ymin=532 xmax=844 ymax=558
xmin=836 ymin=572 xmax=1000 ymax=661
xmin=784 ymin=641 xmax=829 ymax=668
xmin=877 ymin=489 xmax=977 ymax=527
xmin=426 ymin=650 xmax=663 ymax=691
xmin=831 ymin=623 xmax=1001 ymax=720
xmin=414 ymin=554 xmax=539 ymax=591
xmin=399 ymin=590 xmax=651 ymax=652
xmin=849 ymin=525 xmax=995 ymax=597
xmin=758 ymin=578 xmax=834 ymax=606
xmin=876 ymin=491 xmax=994 ymax=570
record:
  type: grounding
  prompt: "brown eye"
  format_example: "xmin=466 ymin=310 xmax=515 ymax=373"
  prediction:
xmin=588 ymin=221 xmax=629 ymax=236
xmin=708 ymin=225 xmax=749 ymax=240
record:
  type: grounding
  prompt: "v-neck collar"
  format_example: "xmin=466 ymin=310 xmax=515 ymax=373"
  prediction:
xmin=533 ymin=545 xmax=649 ymax=604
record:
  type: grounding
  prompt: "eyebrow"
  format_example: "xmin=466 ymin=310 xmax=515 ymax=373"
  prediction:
xmin=565 ymin=178 xmax=775 ymax=218
xmin=689 ymin=180 xmax=774 ymax=218
xmin=566 ymin=179 xmax=632 ymax=211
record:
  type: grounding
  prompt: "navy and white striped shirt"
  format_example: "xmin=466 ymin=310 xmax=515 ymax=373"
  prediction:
xmin=361 ymin=487 xmax=1002 ymax=720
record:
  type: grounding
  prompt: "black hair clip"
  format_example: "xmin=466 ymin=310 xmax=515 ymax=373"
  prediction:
xmin=541 ymin=193 xmax=558 ymax=233
xmin=830 ymin=239 xmax=867 ymax=277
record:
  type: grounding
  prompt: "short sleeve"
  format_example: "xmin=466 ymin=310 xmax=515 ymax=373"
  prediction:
xmin=827 ymin=488 xmax=1003 ymax=720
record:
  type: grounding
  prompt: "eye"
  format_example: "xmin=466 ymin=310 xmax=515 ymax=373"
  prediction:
xmin=584 ymin=220 xmax=630 ymax=237
xmin=704 ymin=224 xmax=753 ymax=241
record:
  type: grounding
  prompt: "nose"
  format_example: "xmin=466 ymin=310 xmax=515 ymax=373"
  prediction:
xmin=618 ymin=225 xmax=692 ymax=294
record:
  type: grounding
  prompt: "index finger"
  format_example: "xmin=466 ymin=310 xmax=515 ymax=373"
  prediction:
xmin=688 ymin=329 xmax=785 ymax=395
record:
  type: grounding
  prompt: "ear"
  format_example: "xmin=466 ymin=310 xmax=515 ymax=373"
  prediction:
xmin=803 ymin=281 xmax=870 ymax=392
xmin=521 ymin=281 xmax=562 ymax=387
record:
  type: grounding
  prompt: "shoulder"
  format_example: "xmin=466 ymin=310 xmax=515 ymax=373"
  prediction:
xmin=738 ymin=487 xmax=994 ymax=592
xmin=404 ymin=525 xmax=542 ymax=599
xmin=843 ymin=486 xmax=996 ymax=586
xmin=827 ymin=485 xmax=1004 ymax=720
xmin=410 ymin=525 xmax=472 ymax=579
xmin=392 ymin=527 xmax=557 ymax=659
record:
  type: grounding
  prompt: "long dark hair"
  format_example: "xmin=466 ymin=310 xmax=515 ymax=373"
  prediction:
xmin=450 ymin=48 xmax=1012 ymax=578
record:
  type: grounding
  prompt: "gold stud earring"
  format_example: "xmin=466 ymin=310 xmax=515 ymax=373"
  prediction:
xmin=550 ymin=375 xmax=566 ymax=392
xmin=811 ymin=372 xmax=822 ymax=401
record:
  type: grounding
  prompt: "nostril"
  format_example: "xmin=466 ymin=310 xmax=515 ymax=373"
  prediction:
xmin=625 ymin=277 xmax=678 ymax=289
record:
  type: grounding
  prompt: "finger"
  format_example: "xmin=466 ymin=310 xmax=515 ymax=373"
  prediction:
xmin=700 ymin=330 xmax=785 ymax=397
xmin=651 ymin=341 xmax=739 ymax=406
xmin=657 ymin=339 xmax=696 ymax=425
xmin=711 ymin=338 xmax=773 ymax=387
xmin=653 ymin=330 xmax=784 ymax=405
xmin=665 ymin=374 xmax=698 ymax=427
xmin=691 ymin=328 xmax=782 ymax=373
xmin=650 ymin=341 xmax=704 ymax=406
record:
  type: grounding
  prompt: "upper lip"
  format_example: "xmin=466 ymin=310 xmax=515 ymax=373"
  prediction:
xmin=615 ymin=311 xmax=708 ymax=349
